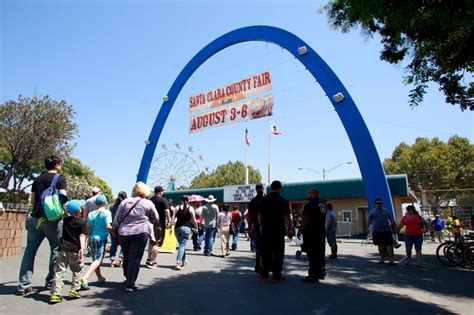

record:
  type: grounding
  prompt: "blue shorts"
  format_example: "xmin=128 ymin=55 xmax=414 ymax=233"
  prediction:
xmin=89 ymin=239 xmax=107 ymax=262
xmin=404 ymin=235 xmax=423 ymax=251
xmin=326 ymin=232 xmax=337 ymax=247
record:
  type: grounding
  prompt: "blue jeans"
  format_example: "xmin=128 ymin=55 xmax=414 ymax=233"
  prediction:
xmin=203 ymin=227 xmax=216 ymax=255
xmin=110 ymin=235 xmax=123 ymax=260
xmin=175 ymin=226 xmax=191 ymax=263
xmin=192 ymin=225 xmax=204 ymax=250
xmin=232 ymin=226 xmax=240 ymax=249
xmin=18 ymin=216 xmax=62 ymax=291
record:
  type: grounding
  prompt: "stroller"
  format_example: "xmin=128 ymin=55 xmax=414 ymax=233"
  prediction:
xmin=294 ymin=234 xmax=305 ymax=259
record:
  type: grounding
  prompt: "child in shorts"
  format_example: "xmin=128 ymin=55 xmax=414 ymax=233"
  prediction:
xmin=50 ymin=200 xmax=87 ymax=304
xmin=81 ymin=195 xmax=112 ymax=289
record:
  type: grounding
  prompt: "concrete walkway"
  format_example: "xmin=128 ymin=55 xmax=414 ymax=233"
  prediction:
xmin=1 ymin=236 xmax=473 ymax=314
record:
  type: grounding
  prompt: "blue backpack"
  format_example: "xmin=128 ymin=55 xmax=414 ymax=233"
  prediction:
xmin=40 ymin=174 xmax=65 ymax=221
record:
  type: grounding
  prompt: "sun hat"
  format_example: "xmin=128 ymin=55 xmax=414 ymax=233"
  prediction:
xmin=66 ymin=200 xmax=85 ymax=214
xmin=92 ymin=187 xmax=101 ymax=193
xmin=205 ymin=195 xmax=217 ymax=202
xmin=95 ymin=195 xmax=108 ymax=205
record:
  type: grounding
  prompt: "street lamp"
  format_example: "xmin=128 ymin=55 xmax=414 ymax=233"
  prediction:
xmin=298 ymin=161 xmax=353 ymax=180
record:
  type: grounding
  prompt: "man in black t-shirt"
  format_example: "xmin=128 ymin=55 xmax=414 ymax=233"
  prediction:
xmin=257 ymin=180 xmax=293 ymax=282
xmin=146 ymin=186 xmax=171 ymax=269
xmin=248 ymin=183 xmax=264 ymax=273
xmin=17 ymin=155 xmax=68 ymax=296
xmin=299 ymin=188 xmax=326 ymax=283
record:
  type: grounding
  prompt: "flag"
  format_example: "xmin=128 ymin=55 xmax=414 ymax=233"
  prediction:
xmin=270 ymin=122 xmax=282 ymax=135
xmin=245 ymin=128 xmax=250 ymax=146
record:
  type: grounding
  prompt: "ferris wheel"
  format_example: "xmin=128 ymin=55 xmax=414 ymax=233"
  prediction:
xmin=147 ymin=143 xmax=205 ymax=191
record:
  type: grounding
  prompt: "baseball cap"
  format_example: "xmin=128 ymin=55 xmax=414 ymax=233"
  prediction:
xmin=92 ymin=187 xmax=101 ymax=193
xmin=95 ymin=195 xmax=108 ymax=205
xmin=66 ymin=200 xmax=85 ymax=214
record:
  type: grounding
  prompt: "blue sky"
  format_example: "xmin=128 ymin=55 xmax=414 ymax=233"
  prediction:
xmin=2 ymin=0 xmax=473 ymax=195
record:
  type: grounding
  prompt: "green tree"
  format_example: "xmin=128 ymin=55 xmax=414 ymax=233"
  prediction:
xmin=62 ymin=157 xmax=113 ymax=202
xmin=323 ymin=0 xmax=473 ymax=111
xmin=383 ymin=136 xmax=474 ymax=208
xmin=190 ymin=161 xmax=262 ymax=189
xmin=0 ymin=95 xmax=78 ymax=189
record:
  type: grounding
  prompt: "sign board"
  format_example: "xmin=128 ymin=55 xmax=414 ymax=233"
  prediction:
xmin=223 ymin=184 xmax=266 ymax=203
xmin=159 ymin=226 xmax=176 ymax=253
xmin=189 ymin=70 xmax=272 ymax=113
xmin=189 ymin=94 xmax=273 ymax=133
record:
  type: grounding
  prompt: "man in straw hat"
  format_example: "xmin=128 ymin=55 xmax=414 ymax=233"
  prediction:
xmin=201 ymin=195 xmax=219 ymax=256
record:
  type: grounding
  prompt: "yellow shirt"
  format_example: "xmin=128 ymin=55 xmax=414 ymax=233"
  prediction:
xmin=453 ymin=219 xmax=462 ymax=233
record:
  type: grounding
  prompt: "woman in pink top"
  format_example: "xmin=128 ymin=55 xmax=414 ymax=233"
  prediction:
xmin=396 ymin=205 xmax=426 ymax=267
xmin=217 ymin=204 xmax=232 ymax=257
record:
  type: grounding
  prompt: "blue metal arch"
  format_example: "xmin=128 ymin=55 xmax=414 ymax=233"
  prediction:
xmin=137 ymin=25 xmax=395 ymax=216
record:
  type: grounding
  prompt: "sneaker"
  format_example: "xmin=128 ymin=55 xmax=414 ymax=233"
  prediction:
xmin=80 ymin=279 xmax=90 ymax=290
xmin=147 ymin=262 xmax=158 ymax=269
xmin=175 ymin=264 xmax=183 ymax=270
xmin=145 ymin=258 xmax=152 ymax=267
xmin=49 ymin=295 xmax=62 ymax=304
xmin=124 ymin=285 xmax=138 ymax=292
xmin=16 ymin=287 xmax=35 ymax=297
xmin=300 ymin=276 xmax=319 ymax=283
xmin=68 ymin=290 xmax=81 ymax=299
xmin=96 ymin=277 xmax=106 ymax=285
xmin=259 ymin=277 xmax=269 ymax=283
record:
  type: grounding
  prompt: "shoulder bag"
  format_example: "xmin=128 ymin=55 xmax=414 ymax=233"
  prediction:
xmin=110 ymin=198 xmax=142 ymax=238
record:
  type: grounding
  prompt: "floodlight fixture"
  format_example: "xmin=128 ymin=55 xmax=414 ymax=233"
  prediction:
xmin=297 ymin=46 xmax=308 ymax=55
xmin=333 ymin=92 xmax=345 ymax=103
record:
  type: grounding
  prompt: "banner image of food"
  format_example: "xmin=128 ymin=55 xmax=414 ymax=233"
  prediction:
xmin=189 ymin=95 xmax=273 ymax=133
xmin=189 ymin=70 xmax=272 ymax=113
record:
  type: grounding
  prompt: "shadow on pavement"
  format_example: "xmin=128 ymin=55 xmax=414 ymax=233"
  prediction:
xmin=78 ymin=254 xmax=462 ymax=315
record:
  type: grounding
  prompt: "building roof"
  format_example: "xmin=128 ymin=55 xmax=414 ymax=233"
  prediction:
xmin=163 ymin=174 xmax=410 ymax=204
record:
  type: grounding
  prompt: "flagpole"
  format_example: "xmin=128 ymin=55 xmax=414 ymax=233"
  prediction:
xmin=245 ymin=131 xmax=249 ymax=185
xmin=268 ymin=121 xmax=272 ymax=184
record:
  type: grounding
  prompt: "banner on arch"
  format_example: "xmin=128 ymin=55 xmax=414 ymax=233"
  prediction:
xmin=189 ymin=94 xmax=273 ymax=134
xmin=189 ymin=70 xmax=272 ymax=113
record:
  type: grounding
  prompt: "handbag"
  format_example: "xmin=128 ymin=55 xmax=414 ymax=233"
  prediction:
xmin=110 ymin=198 xmax=142 ymax=238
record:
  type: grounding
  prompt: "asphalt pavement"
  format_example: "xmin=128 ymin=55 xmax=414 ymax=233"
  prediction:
xmin=1 ymin=235 xmax=473 ymax=315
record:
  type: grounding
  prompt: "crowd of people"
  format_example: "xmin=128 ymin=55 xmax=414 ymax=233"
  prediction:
xmin=13 ymin=155 xmax=470 ymax=304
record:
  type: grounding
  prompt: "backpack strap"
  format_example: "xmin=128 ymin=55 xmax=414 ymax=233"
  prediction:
xmin=49 ymin=174 xmax=61 ymax=191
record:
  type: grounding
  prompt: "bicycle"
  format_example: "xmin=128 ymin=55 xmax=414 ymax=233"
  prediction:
xmin=436 ymin=235 xmax=473 ymax=267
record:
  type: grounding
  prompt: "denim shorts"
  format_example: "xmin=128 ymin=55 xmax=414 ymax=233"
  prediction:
xmin=404 ymin=235 xmax=423 ymax=250
xmin=89 ymin=239 xmax=107 ymax=262
xmin=326 ymin=232 xmax=337 ymax=247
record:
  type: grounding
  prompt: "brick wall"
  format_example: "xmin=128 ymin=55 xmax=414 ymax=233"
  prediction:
xmin=0 ymin=205 xmax=28 ymax=257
